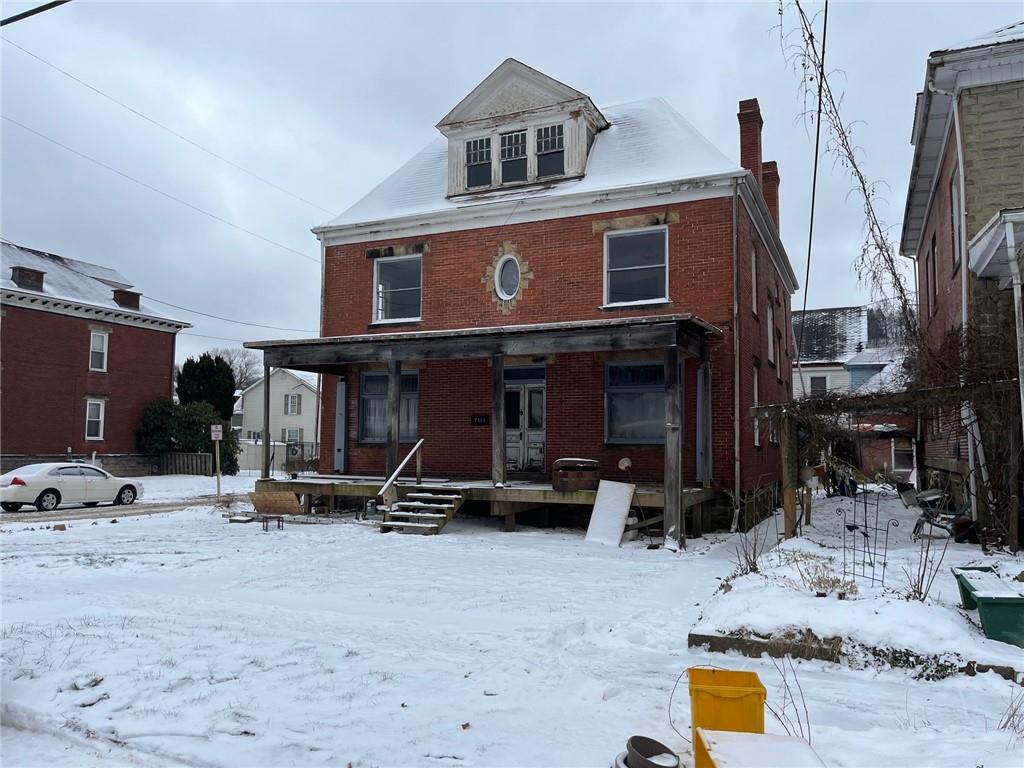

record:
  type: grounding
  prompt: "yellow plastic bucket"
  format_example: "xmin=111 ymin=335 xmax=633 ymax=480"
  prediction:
xmin=688 ymin=667 xmax=767 ymax=747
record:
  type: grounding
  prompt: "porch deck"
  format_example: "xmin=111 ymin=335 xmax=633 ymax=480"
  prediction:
xmin=255 ymin=474 xmax=715 ymax=510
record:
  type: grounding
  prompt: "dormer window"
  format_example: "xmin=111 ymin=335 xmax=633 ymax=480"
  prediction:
xmin=466 ymin=138 xmax=491 ymax=188
xmin=536 ymin=124 xmax=564 ymax=178
xmin=500 ymin=131 xmax=527 ymax=184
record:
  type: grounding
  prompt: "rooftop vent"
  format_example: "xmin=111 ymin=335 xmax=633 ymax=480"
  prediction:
xmin=10 ymin=266 xmax=45 ymax=292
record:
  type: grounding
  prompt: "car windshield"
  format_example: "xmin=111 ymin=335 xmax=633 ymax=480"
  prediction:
xmin=1 ymin=464 xmax=51 ymax=479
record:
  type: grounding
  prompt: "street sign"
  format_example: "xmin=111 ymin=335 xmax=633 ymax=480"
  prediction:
xmin=210 ymin=424 xmax=223 ymax=441
xmin=210 ymin=424 xmax=223 ymax=499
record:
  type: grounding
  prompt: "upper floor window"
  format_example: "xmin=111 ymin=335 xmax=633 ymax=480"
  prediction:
xmin=809 ymin=375 xmax=827 ymax=396
xmin=536 ymin=124 xmax=564 ymax=178
xmin=466 ymin=138 xmax=491 ymax=188
xmin=89 ymin=331 xmax=108 ymax=372
xmin=750 ymin=247 xmax=758 ymax=315
xmin=500 ymin=130 xmax=527 ymax=184
xmin=604 ymin=227 xmax=669 ymax=307
xmin=927 ymin=235 xmax=937 ymax=318
xmin=766 ymin=299 xmax=776 ymax=364
xmin=284 ymin=393 xmax=302 ymax=415
xmin=374 ymin=255 xmax=422 ymax=323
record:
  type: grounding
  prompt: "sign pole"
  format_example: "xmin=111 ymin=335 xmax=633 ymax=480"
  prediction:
xmin=211 ymin=424 xmax=223 ymax=501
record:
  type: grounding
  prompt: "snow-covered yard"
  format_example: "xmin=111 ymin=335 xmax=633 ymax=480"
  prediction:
xmin=1 ymin=499 xmax=1022 ymax=767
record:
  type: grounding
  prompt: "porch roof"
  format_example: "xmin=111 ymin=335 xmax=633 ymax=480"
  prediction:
xmin=245 ymin=314 xmax=719 ymax=372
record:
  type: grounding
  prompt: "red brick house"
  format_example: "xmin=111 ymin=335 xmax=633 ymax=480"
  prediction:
xmin=900 ymin=24 xmax=1024 ymax=518
xmin=248 ymin=60 xmax=797 ymax=542
xmin=1 ymin=241 xmax=189 ymax=475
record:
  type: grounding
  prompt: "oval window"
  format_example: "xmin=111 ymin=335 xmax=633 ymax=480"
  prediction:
xmin=495 ymin=255 xmax=521 ymax=300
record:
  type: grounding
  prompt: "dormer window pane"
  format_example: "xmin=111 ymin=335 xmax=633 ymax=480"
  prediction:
xmin=500 ymin=131 xmax=527 ymax=183
xmin=537 ymin=124 xmax=565 ymax=178
xmin=466 ymin=138 xmax=491 ymax=188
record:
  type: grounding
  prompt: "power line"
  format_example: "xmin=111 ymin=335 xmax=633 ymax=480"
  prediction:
xmin=1 ymin=0 xmax=71 ymax=27
xmin=146 ymin=296 xmax=316 ymax=333
xmin=2 ymin=37 xmax=335 ymax=215
xmin=3 ymin=114 xmax=319 ymax=264
xmin=180 ymin=331 xmax=250 ymax=344
xmin=795 ymin=0 xmax=829 ymax=365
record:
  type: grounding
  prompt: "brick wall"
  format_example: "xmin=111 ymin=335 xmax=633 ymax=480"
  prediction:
xmin=0 ymin=305 xmax=177 ymax=456
xmin=318 ymin=194 xmax=792 ymax=493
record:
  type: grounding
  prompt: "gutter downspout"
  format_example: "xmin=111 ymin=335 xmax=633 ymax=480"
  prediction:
xmin=1006 ymin=221 xmax=1024 ymax=486
xmin=732 ymin=178 xmax=742 ymax=531
xmin=316 ymin=234 xmax=326 ymax=469
xmin=932 ymin=80 xmax=978 ymax=520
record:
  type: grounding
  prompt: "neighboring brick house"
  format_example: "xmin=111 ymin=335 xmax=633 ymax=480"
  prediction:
xmin=248 ymin=59 xmax=797 ymax=541
xmin=0 ymin=241 xmax=188 ymax=475
xmin=900 ymin=22 xmax=1024 ymax=513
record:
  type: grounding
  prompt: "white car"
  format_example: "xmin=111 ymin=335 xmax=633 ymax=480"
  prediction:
xmin=0 ymin=463 xmax=144 ymax=512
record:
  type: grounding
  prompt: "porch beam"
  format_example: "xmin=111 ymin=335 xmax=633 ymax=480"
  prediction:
xmin=386 ymin=359 xmax=401 ymax=477
xmin=491 ymin=354 xmax=506 ymax=486
xmin=261 ymin=364 xmax=271 ymax=479
xmin=259 ymin=323 xmax=706 ymax=369
xmin=664 ymin=344 xmax=685 ymax=550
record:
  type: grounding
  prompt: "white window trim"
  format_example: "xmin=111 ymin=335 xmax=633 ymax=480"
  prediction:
xmin=89 ymin=330 xmax=109 ymax=372
xmin=752 ymin=367 xmax=760 ymax=448
xmin=373 ymin=254 xmax=422 ymax=324
xmin=807 ymin=373 xmax=829 ymax=397
xmin=285 ymin=393 xmax=300 ymax=415
xmin=602 ymin=225 xmax=670 ymax=308
xmin=85 ymin=398 xmax=105 ymax=441
xmin=494 ymin=254 xmax=521 ymax=300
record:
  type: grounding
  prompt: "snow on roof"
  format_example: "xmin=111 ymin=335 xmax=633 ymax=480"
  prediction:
xmin=943 ymin=20 xmax=1024 ymax=54
xmin=320 ymin=98 xmax=742 ymax=231
xmin=1 ymin=241 xmax=185 ymax=325
xmin=852 ymin=348 xmax=906 ymax=395
xmin=792 ymin=306 xmax=866 ymax=364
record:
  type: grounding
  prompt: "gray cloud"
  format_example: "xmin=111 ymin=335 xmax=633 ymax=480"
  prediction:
xmin=2 ymin=1 xmax=1018 ymax=362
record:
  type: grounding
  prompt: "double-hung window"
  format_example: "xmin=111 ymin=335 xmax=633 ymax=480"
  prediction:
xmin=536 ymin=124 xmax=564 ymax=178
xmin=284 ymin=393 xmax=302 ymax=415
xmin=500 ymin=130 xmax=527 ymax=184
xmin=282 ymin=427 xmax=303 ymax=443
xmin=605 ymin=362 xmax=682 ymax=444
xmin=374 ymin=255 xmax=421 ymax=323
xmin=89 ymin=331 xmax=108 ymax=372
xmin=753 ymin=366 xmax=760 ymax=447
xmin=604 ymin=228 xmax=669 ymax=306
xmin=466 ymin=137 xmax=491 ymax=188
xmin=766 ymin=299 xmax=776 ymax=364
xmin=359 ymin=372 xmax=418 ymax=443
xmin=85 ymin=399 xmax=105 ymax=440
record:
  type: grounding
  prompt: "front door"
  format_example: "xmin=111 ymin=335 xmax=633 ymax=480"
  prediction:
xmin=505 ymin=383 xmax=545 ymax=472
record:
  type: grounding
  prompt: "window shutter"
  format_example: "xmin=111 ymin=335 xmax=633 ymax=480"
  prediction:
xmin=299 ymin=428 xmax=304 ymax=442
xmin=283 ymin=394 xmax=289 ymax=414
xmin=281 ymin=428 xmax=286 ymax=442
xmin=296 ymin=394 xmax=302 ymax=415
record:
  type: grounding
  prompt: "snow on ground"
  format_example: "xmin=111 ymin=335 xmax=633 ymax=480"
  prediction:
xmin=134 ymin=471 xmax=259 ymax=503
xmin=697 ymin=490 xmax=1024 ymax=672
xmin=1 ymin=502 xmax=1022 ymax=767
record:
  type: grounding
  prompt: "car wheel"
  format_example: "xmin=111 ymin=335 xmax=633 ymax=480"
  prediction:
xmin=83 ymin=502 xmax=100 ymax=507
xmin=35 ymin=490 xmax=60 ymax=512
xmin=116 ymin=486 xmax=136 ymax=505
xmin=1 ymin=502 xmax=23 ymax=512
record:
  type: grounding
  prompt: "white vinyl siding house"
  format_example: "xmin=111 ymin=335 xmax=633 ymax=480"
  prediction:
xmin=237 ymin=369 xmax=319 ymax=446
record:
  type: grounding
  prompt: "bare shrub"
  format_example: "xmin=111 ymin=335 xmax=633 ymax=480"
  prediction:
xmin=902 ymin=533 xmax=950 ymax=602
xmin=998 ymin=686 xmax=1024 ymax=741
xmin=795 ymin=560 xmax=858 ymax=597
xmin=766 ymin=655 xmax=812 ymax=745
xmin=733 ymin=523 xmax=772 ymax=576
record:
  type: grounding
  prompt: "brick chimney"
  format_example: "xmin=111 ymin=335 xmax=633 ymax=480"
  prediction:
xmin=737 ymin=98 xmax=763 ymax=190
xmin=762 ymin=160 xmax=780 ymax=229
xmin=112 ymin=289 xmax=141 ymax=309
xmin=10 ymin=266 xmax=45 ymax=292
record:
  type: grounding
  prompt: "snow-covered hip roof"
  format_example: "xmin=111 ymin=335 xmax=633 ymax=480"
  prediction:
xmin=316 ymin=98 xmax=744 ymax=234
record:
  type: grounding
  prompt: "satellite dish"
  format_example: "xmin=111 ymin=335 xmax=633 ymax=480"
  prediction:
xmin=618 ymin=457 xmax=632 ymax=471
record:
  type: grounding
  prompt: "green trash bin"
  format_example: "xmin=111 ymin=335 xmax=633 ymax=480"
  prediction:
xmin=977 ymin=594 xmax=1024 ymax=649
xmin=952 ymin=566 xmax=998 ymax=610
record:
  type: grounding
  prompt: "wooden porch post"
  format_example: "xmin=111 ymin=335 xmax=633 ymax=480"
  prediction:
xmin=386 ymin=359 xmax=401 ymax=477
xmin=664 ymin=345 xmax=685 ymax=550
xmin=261 ymin=364 xmax=271 ymax=479
xmin=780 ymin=410 xmax=798 ymax=538
xmin=491 ymin=354 xmax=506 ymax=486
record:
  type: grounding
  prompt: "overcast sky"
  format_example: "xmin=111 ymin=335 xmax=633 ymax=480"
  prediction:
xmin=2 ymin=0 xmax=1019 ymax=363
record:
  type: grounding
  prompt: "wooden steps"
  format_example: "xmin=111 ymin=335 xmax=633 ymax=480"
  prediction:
xmin=375 ymin=487 xmax=467 ymax=535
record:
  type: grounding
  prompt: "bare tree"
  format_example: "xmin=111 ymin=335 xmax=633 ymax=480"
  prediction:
xmin=208 ymin=347 xmax=262 ymax=389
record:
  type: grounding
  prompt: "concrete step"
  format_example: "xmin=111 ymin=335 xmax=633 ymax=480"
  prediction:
xmin=388 ymin=511 xmax=447 ymax=521
xmin=406 ymin=492 xmax=463 ymax=502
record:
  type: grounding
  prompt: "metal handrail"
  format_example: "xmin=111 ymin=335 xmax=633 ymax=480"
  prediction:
xmin=377 ymin=438 xmax=425 ymax=506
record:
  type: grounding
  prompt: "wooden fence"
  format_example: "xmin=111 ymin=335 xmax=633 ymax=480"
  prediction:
xmin=160 ymin=452 xmax=213 ymax=476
